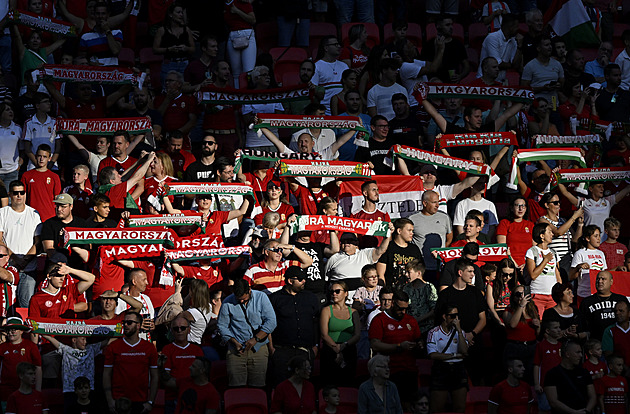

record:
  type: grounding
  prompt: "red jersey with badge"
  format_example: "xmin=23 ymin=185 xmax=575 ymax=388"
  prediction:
xmin=137 ymin=260 xmax=173 ymax=308
xmin=163 ymin=342 xmax=204 ymax=400
xmin=175 ymin=377 xmax=220 ymax=414
xmin=350 ymin=208 xmax=391 ymax=248
xmin=5 ymin=389 xmax=48 ymax=414
xmin=161 ymin=150 xmax=195 ymax=181
xmin=22 ymin=169 xmax=61 ymax=222
xmin=292 ymin=185 xmax=327 ymax=216
xmin=98 ymin=156 xmax=138 ymax=175
xmin=0 ymin=340 xmax=42 ymax=400
xmin=368 ymin=312 xmax=421 ymax=373
xmin=153 ymin=94 xmax=198 ymax=135
xmin=63 ymin=185 xmax=94 ymax=220
xmin=599 ymin=241 xmax=628 ymax=270
xmin=181 ymin=210 xmax=230 ymax=237
xmin=254 ymin=203 xmax=294 ymax=226
xmin=488 ymin=379 xmax=533 ymax=414
xmin=533 ymin=339 xmax=562 ymax=387
xmin=595 ymin=375 xmax=628 ymax=414
xmin=496 ymin=219 xmax=535 ymax=266
xmin=180 ymin=265 xmax=225 ymax=291
xmin=584 ymin=359 xmax=608 ymax=379
xmin=143 ymin=175 xmax=177 ymax=204
xmin=28 ymin=283 xmax=80 ymax=319
xmin=524 ymin=188 xmax=546 ymax=223
xmin=93 ymin=247 xmax=126 ymax=299
xmin=104 ymin=338 xmax=158 ymax=402
xmin=0 ymin=264 xmax=19 ymax=317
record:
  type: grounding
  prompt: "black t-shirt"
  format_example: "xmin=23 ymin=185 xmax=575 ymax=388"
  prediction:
xmin=435 ymin=285 xmax=487 ymax=332
xmin=66 ymin=400 xmax=101 ymax=414
xmin=13 ymin=94 xmax=36 ymax=125
xmin=292 ymin=241 xmax=326 ymax=295
xmin=521 ymin=33 xmax=538 ymax=66
xmin=419 ymin=38 xmax=468 ymax=83
xmin=377 ymin=242 xmax=422 ymax=287
xmin=579 ymin=293 xmax=629 ymax=341
xmin=184 ymin=161 xmax=217 ymax=182
xmin=389 ymin=115 xmax=424 ymax=149
xmin=85 ymin=218 xmax=118 ymax=228
xmin=595 ymin=88 xmax=630 ymax=122
xmin=563 ymin=67 xmax=596 ymax=90
xmin=544 ymin=365 xmax=593 ymax=413
xmin=269 ymin=289 xmax=320 ymax=347
xmin=542 ymin=307 xmax=584 ymax=332
xmin=438 ymin=261 xmax=484 ymax=292
xmin=354 ymin=137 xmax=396 ymax=175
xmin=40 ymin=216 xmax=87 ymax=267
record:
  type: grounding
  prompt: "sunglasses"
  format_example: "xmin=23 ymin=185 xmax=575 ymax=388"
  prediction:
xmin=203 ymin=141 xmax=216 ymax=146
xmin=123 ymin=320 xmax=139 ymax=326
xmin=0 ymin=254 xmax=7 ymax=258
xmin=289 ymin=276 xmax=306 ymax=281
xmin=548 ymin=200 xmax=561 ymax=205
xmin=172 ymin=326 xmax=188 ymax=332
xmin=267 ymin=247 xmax=283 ymax=253
xmin=447 ymin=313 xmax=459 ymax=318
xmin=11 ymin=191 xmax=25 ymax=195
xmin=330 ymin=289 xmax=345 ymax=294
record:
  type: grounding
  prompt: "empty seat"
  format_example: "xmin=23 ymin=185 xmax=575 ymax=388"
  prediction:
xmin=308 ymin=22 xmax=338 ymax=57
xmin=224 ymin=388 xmax=268 ymax=414
xmin=465 ymin=386 xmax=493 ymax=414
xmin=270 ymin=47 xmax=309 ymax=80
xmin=118 ymin=47 xmax=135 ymax=67
xmin=468 ymin=23 xmax=488 ymax=51
xmin=256 ymin=21 xmax=279 ymax=53
xmin=139 ymin=47 xmax=163 ymax=90
xmin=341 ymin=22 xmax=380 ymax=48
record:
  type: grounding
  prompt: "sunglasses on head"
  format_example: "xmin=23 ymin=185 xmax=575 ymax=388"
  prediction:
xmin=172 ymin=326 xmax=188 ymax=332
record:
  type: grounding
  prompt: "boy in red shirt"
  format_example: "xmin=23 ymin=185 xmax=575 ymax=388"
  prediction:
xmin=533 ymin=319 xmax=563 ymax=412
xmin=584 ymin=339 xmax=607 ymax=380
xmin=600 ymin=218 xmax=628 ymax=270
xmin=5 ymin=362 xmax=47 ymax=414
xmin=22 ymin=144 xmax=61 ymax=222
xmin=595 ymin=355 xmax=628 ymax=414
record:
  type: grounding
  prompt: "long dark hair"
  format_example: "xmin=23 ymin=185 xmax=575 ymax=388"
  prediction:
xmin=163 ymin=2 xmax=185 ymax=28
xmin=507 ymin=196 xmax=530 ymax=221
xmin=577 ymin=225 xmax=600 ymax=250
xmin=492 ymin=258 xmax=518 ymax=304
xmin=508 ymin=285 xmax=539 ymax=321
xmin=360 ymin=45 xmax=387 ymax=86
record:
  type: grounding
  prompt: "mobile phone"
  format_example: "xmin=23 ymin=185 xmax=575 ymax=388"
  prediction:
xmin=523 ymin=286 xmax=531 ymax=297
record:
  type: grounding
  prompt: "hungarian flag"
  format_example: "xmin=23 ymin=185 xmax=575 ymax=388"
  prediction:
xmin=338 ymin=175 xmax=424 ymax=219
xmin=544 ymin=0 xmax=600 ymax=48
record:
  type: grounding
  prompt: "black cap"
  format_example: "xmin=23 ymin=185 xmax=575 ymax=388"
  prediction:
xmin=420 ymin=165 xmax=438 ymax=175
xmin=285 ymin=266 xmax=307 ymax=280
xmin=339 ymin=232 xmax=360 ymax=245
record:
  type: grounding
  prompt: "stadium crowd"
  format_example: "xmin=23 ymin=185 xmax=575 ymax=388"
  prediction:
xmin=0 ymin=0 xmax=630 ymax=412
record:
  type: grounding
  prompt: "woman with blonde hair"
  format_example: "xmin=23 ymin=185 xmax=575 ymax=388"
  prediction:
xmin=180 ymin=279 xmax=216 ymax=346
xmin=143 ymin=151 xmax=177 ymax=207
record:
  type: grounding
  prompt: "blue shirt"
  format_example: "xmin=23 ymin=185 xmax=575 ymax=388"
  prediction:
xmin=217 ymin=290 xmax=277 ymax=352
xmin=584 ymin=59 xmax=608 ymax=87
xmin=337 ymin=112 xmax=372 ymax=161
xmin=358 ymin=379 xmax=403 ymax=414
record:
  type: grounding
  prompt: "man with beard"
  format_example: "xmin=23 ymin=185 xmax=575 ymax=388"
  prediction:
xmin=376 ymin=218 xmax=422 ymax=287
xmin=98 ymin=131 xmax=137 ymax=175
xmin=184 ymin=134 xmax=218 ymax=182
xmin=269 ymin=266 xmax=320 ymax=386
xmin=351 ymin=180 xmax=391 ymax=248
xmin=311 ymin=36 xmax=349 ymax=114
xmin=488 ymin=359 xmax=534 ymax=413
xmin=184 ymin=34 xmax=219 ymax=93
xmin=285 ymin=60 xmax=325 ymax=115
xmin=161 ymin=131 xmax=195 ymax=180
xmin=595 ymin=64 xmax=630 ymax=122
xmin=354 ymin=116 xmax=395 ymax=176
xmin=125 ymin=87 xmax=163 ymax=149
xmin=388 ymin=94 xmax=424 ymax=149
xmin=103 ymin=311 xmax=159 ymax=413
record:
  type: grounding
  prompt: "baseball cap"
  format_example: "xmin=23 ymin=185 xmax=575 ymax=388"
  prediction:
xmin=420 ymin=165 xmax=438 ymax=175
xmin=339 ymin=232 xmax=359 ymax=245
xmin=266 ymin=181 xmax=281 ymax=190
xmin=4 ymin=317 xmax=29 ymax=331
xmin=53 ymin=194 xmax=74 ymax=205
xmin=284 ymin=265 xmax=307 ymax=281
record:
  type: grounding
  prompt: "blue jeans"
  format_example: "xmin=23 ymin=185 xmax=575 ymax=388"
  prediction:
xmin=0 ymin=35 xmax=11 ymax=73
xmin=0 ymin=170 xmax=19 ymax=187
xmin=17 ymin=271 xmax=37 ymax=308
xmin=277 ymin=17 xmax=310 ymax=47
xmin=334 ymin=0 xmax=375 ymax=24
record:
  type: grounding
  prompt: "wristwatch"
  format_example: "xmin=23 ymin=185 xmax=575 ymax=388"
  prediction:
xmin=146 ymin=401 xmax=153 ymax=406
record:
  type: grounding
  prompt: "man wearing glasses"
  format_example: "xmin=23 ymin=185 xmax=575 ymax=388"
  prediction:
xmin=103 ymin=311 xmax=159 ymax=414
xmin=311 ymin=36 xmax=349 ymax=115
xmin=183 ymin=135 xmax=218 ymax=182
xmin=0 ymin=181 xmax=41 ymax=308
xmin=354 ymin=115 xmax=396 ymax=175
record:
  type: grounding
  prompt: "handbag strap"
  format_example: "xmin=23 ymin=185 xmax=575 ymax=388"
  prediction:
xmin=440 ymin=328 xmax=457 ymax=354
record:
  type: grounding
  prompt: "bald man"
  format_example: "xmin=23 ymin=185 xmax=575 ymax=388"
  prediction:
xmin=579 ymin=271 xmax=630 ymax=341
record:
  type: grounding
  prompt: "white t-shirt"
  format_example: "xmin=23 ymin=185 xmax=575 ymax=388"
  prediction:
xmin=326 ymin=248 xmax=375 ymax=282
xmin=57 ymin=343 xmax=102 ymax=393
xmin=400 ymin=60 xmax=428 ymax=106
xmin=419 ymin=185 xmax=455 ymax=214
xmin=0 ymin=122 xmax=21 ymax=174
xmin=311 ymin=60 xmax=349 ymax=114
xmin=22 ymin=115 xmax=61 ymax=170
xmin=367 ymin=83 xmax=409 ymax=121
xmin=87 ymin=152 xmax=107 ymax=180
xmin=0 ymin=206 xmax=41 ymax=254
xmin=426 ymin=325 xmax=467 ymax=362
xmin=289 ymin=128 xmax=338 ymax=158
xmin=116 ymin=293 xmax=155 ymax=318
xmin=242 ymin=103 xmax=284 ymax=147
xmin=577 ymin=195 xmax=616 ymax=235
xmin=572 ymin=248 xmax=608 ymax=298
xmin=525 ymin=245 xmax=558 ymax=295
xmin=187 ymin=307 xmax=217 ymax=345
xmin=453 ymin=197 xmax=499 ymax=233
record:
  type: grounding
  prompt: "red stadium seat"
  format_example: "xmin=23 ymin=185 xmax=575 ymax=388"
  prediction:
xmin=16 ymin=307 xmax=28 ymax=320
xmin=256 ymin=21 xmax=279 ymax=53
xmin=42 ymin=388 xmax=64 ymax=414
xmin=318 ymin=387 xmax=359 ymax=413
xmin=465 ymin=386 xmax=493 ymax=414
xmin=139 ymin=47 xmax=164 ymax=90
xmin=505 ymin=70 xmax=521 ymax=86
xmin=281 ymin=71 xmax=302 ymax=87
xmin=468 ymin=23 xmax=488 ymax=51
xmin=270 ymin=47 xmax=308 ymax=81
xmin=209 ymin=360 xmax=229 ymax=394
xmin=308 ymin=22 xmax=338 ymax=57
xmin=118 ymin=48 xmax=135 ymax=68
xmin=426 ymin=23 xmax=465 ymax=44
xmin=383 ymin=22 xmax=423 ymax=47
xmin=341 ymin=22 xmax=380 ymax=49
xmin=581 ymin=48 xmax=599 ymax=62
xmin=467 ymin=47 xmax=479 ymax=71
xmin=224 ymin=388 xmax=268 ymax=414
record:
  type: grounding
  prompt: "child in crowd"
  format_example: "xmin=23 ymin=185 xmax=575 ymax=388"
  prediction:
xmin=353 ymin=264 xmax=381 ymax=359
xmin=5 ymin=362 xmax=47 ymax=414
xmin=321 ymin=386 xmax=342 ymax=414
xmin=21 ymin=144 xmax=61 ymax=222
xmin=571 ymin=225 xmax=608 ymax=305
xmin=599 ymin=218 xmax=628 ymax=270
xmin=595 ymin=355 xmax=628 ymax=414
xmin=533 ymin=320 xmax=563 ymax=414
xmin=402 ymin=259 xmax=437 ymax=337
xmin=583 ymin=339 xmax=607 ymax=380
xmin=67 ymin=377 xmax=99 ymax=414
xmin=481 ymin=263 xmax=497 ymax=288
xmin=262 ymin=211 xmax=283 ymax=239
xmin=63 ymin=164 xmax=93 ymax=220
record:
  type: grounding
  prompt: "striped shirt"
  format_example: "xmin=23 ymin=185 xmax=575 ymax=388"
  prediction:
xmin=245 ymin=259 xmax=296 ymax=295
xmin=79 ymin=30 xmax=123 ymax=66
xmin=542 ymin=215 xmax=572 ymax=263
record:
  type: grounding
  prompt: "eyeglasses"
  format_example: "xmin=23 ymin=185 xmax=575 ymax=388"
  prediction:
xmin=375 ymin=124 xmax=389 ymax=129
xmin=395 ymin=305 xmax=409 ymax=312
xmin=203 ymin=141 xmax=216 ymax=146
xmin=514 ymin=204 xmax=527 ymax=209
xmin=172 ymin=326 xmax=188 ymax=332
xmin=447 ymin=313 xmax=459 ymax=318
xmin=330 ymin=289 xmax=345 ymax=294
xmin=123 ymin=320 xmax=139 ymax=326
xmin=548 ymin=200 xmax=561 ymax=205
xmin=0 ymin=254 xmax=8 ymax=258
xmin=11 ymin=191 xmax=25 ymax=196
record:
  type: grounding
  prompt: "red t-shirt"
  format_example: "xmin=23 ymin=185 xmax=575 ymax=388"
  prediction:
xmin=5 ymin=389 xmax=48 ymax=414
xmin=153 ymin=94 xmax=198 ymax=134
xmin=599 ymin=241 xmax=628 ymax=270
xmin=533 ymin=339 xmax=562 ymax=387
xmin=28 ymin=283 xmax=80 ymax=319
xmin=584 ymin=359 xmax=608 ymax=379
xmin=65 ymin=97 xmax=107 ymax=119
xmin=180 ymin=265 xmax=225 ymax=291
xmin=595 ymin=375 xmax=628 ymax=414
xmin=175 ymin=377 xmax=220 ymax=414
xmin=22 ymin=169 xmax=61 ymax=222
xmin=160 ymin=150 xmax=195 ymax=181
xmin=103 ymin=338 xmax=159 ymax=402
xmin=368 ymin=312 xmax=421 ymax=374
xmin=253 ymin=203 xmax=294 ymax=225
xmin=350 ymin=208 xmax=391 ymax=248
xmin=138 ymin=260 xmax=173 ymax=308
xmin=0 ymin=340 xmax=42 ymax=400
xmin=496 ymin=219 xmax=534 ymax=266
xmin=339 ymin=46 xmax=368 ymax=69
xmin=203 ymin=210 xmax=231 ymax=236
xmin=291 ymin=185 xmax=327 ymax=216
xmin=98 ymin=156 xmax=138 ymax=175
xmin=524 ymin=188 xmax=546 ymax=224
xmin=270 ymin=378 xmax=317 ymax=414
xmin=488 ymin=379 xmax=533 ymax=414
xmin=0 ymin=265 xmax=19 ymax=318
xmin=163 ymin=342 xmax=204 ymax=400
xmin=93 ymin=247 xmax=126 ymax=299
xmin=142 ymin=176 xmax=177 ymax=204
xmin=202 ymin=103 xmax=239 ymax=130
xmin=104 ymin=182 xmax=129 ymax=210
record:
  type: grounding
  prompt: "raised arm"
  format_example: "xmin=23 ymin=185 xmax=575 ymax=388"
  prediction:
xmin=66 ymin=134 xmax=91 ymax=162
xmin=372 ymin=223 xmax=395 ymax=262
xmin=56 ymin=0 xmax=85 ymax=30
xmin=329 ymin=129 xmax=357 ymax=155
xmin=494 ymin=103 xmax=523 ymax=131
xmin=227 ymin=197 xmax=250 ymax=221
xmin=556 ymin=182 xmax=579 ymax=207
xmin=422 ymin=99 xmax=448 ymax=133
xmin=259 ymin=127 xmax=286 ymax=152
xmin=126 ymin=152 xmax=155 ymax=192
xmin=57 ymin=263 xmax=95 ymax=293
xmin=108 ymin=0 xmax=137 ymax=28
xmin=43 ymin=80 xmax=67 ymax=109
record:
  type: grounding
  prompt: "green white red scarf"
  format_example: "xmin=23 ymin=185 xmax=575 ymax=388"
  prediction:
xmin=63 ymin=227 xmax=172 ymax=248
xmin=254 ymin=114 xmax=369 ymax=132
xmin=197 ymin=84 xmax=310 ymax=104
xmin=554 ymin=167 xmax=630 ymax=184
xmin=278 ymin=160 xmax=372 ymax=178
xmin=127 ymin=214 xmax=203 ymax=228
xmin=414 ymin=82 xmax=534 ymax=102
xmin=290 ymin=215 xmax=391 ymax=237
xmin=533 ymin=134 xmax=601 ymax=148
xmin=55 ymin=117 xmax=152 ymax=135
xmin=28 ymin=318 xmax=123 ymax=337
xmin=234 ymin=149 xmax=321 ymax=174
xmin=434 ymin=131 xmax=519 ymax=151
xmin=9 ymin=9 xmax=77 ymax=36
xmin=165 ymin=182 xmax=256 ymax=198
xmin=432 ymin=244 xmax=508 ymax=262
xmin=508 ymin=148 xmax=586 ymax=191
xmin=35 ymin=64 xmax=146 ymax=88
xmin=385 ymin=145 xmax=495 ymax=177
